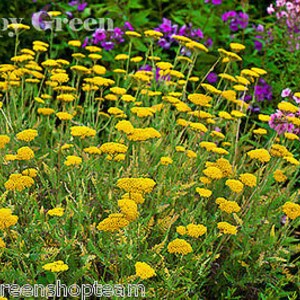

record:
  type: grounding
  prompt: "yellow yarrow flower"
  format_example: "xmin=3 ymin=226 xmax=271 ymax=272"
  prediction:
xmin=247 ymin=149 xmax=271 ymax=163
xmin=217 ymin=222 xmax=237 ymax=235
xmin=167 ymin=238 xmax=193 ymax=255
xmin=127 ymin=128 xmax=161 ymax=141
xmin=217 ymin=199 xmax=241 ymax=214
xmin=160 ymin=156 xmax=173 ymax=166
xmin=118 ymin=199 xmax=138 ymax=221
xmin=37 ymin=108 xmax=55 ymax=115
xmin=0 ymin=208 xmax=18 ymax=229
xmin=42 ymin=261 xmax=69 ymax=273
xmin=16 ymin=147 xmax=34 ymax=160
xmin=83 ymin=146 xmax=102 ymax=155
xmin=282 ymin=202 xmax=300 ymax=219
xmin=97 ymin=213 xmax=129 ymax=232
xmin=135 ymin=262 xmax=156 ymax=280
xmin=229 ymin=43 xmax=246 ymax=52
xmin=186 ymin=224 xmax=207 ymax=238
xmin=56 ymin=112 xmax=73 ymax=121
xmin=0 ymin=135 xmax=10 ymax=149
xmin=273 ymin=170 xmax=287 ymax=183
xmin=64 ymin=155 xmax=82 ymax=166
xmin=117 ymin=178 xmax=156 ymax=194
xmin=0 ymin=237 xmax=6 ymax=248
xmin=16 ymin=129 xmax=38 ymax=142
xmin=47 ymin=207 xmax=65 ymax=217
xmin=71 ymin=126 xmax=96 ymax=139
xmin=196 ymin=187 xmax=212 ymax=197
xmin=239 ymin=173 xmax=257 ymax=187
xmin=278 ymin=101 xmax=299 ymax=113
xmin=22 ymin=168 xmax=38 ymax=178
xmin=225 ymin=179 xmax=244 ymax=193
xmin=203 ymin=167 xmax=223 ymax=180
xmin=284 ymin=132 xmax=299 ymax=140
xmin=100 ymin=142 xmax=128 ymax=155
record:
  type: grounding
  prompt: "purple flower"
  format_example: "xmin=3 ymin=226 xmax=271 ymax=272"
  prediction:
xmin=222 ymin=11 xmax=237 ymax=22
xmin=191 ymin=28 xmax=204 ymax=39
xmin=101 ymin=41 xmax=114 ymax=51
xmin=254 ymin=78 xmax=272 ymax=101
xmin=157 ymin=18 xmax=173 ymax=34
xmin=69 ymin=0 xmax=88 ymax=12
xmin=124 ymin=21 xmax=134 ymax=31
xmin=206 ymin=72 xmax=218 ymax=84
xmin=158 ymin=38 xmax=171 ymax=49
xmin=222 ymin=11 xmax=249 ymax=31
xmin=78 ymin=2 xmax=88 ymax=12
xmin=205 ymin=0 xmax=222 ymax=5
xmin=93 ymin=28 xmax=106 ymax=44
xmin=205 ymin=38 xmax=213 ymax=48
xmin=254 ymin=38 xmax=263 ymax=51
xmin=112 ymin=27 xmax=124 ymax=40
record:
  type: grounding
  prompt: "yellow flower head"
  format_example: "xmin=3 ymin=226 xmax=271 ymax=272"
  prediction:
xmin=273 ymin=170 xmax=287 ymax=183
xmin=225 ymin=179 xmax=244 ymax=193
xmin=16 ymin=129 xmax=38 ymax=142
xmin=160 ymin=156 xmax=173 ymax=166
xmin=22 ymin=168 xmax=38 ymax=178
xmin=100 ymin=142 xmax=128 ymax=155
xmin=282 ymin=202 xmax=300 ymax=220
xmin=217 ymin=222 xmax=237 ymax=235
xmin=97 ymin=213 xmax=129 ymax=232
xmin=47 ymin=207 xmax=65 ymax=217
xmin=186 ymin=224 xmax=207 ymax=238
xmin=203 ymin=167 xmax=223 ymax=180
xmin=135 ymin=262 xmax=156 ymax=280
xmin=217 ymin=199 xmax=241 ymax=214
xmin=0 ymin=208 xmax=18 ymax=229
xmin=117 ymin=178 xmax=156 ymax=194
xmin=16 ymin=147 xmax=35 ymax=160
xmin=167 ymin=238 xmax=193 ymax=255
xmin=64 ymin=155 xmax=82 ymax=166
xmin=247 ymin=149 xmax=271 ymax=163
xmin=196 ymin=187 xmax=212 ymax=197
xmin=71 ymin=126 xmax=96 ymax=139
xmin=127 ymin=128 xmax=161 ymax=141
xmin=239 ymin=173 xmax=257 ymax=187
xmin=0 ymin=135 xmax=10 ymax=149
xmin=118 ymin=199 xmax=138 ymax=221
xmin=56 ymin=112 xmax=73 ymax=121
xmin=42 ymin=261 xmax=69 ymax=273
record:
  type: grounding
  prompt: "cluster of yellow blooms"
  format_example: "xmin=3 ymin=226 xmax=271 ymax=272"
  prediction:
xmin=0 ymin=22 xmax=299 ymax=285
xmin=42 ymin=260 xmax=69 ymax=273
xmin=0 ymin=208 xmax=18 ymax=230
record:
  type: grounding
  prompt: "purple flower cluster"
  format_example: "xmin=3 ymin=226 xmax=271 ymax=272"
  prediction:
xmin=69 ymin=1 xmax=88 ymax=12
xmin=154 ymin=18 xmax=212 ymax=50
xmin=221 ymin=11 xmax=249 ymax=32
xmin=204 ymin=0 xmax=222 ymax=5
xmin=269 ymin=88 xmax=300 ymax=135
xmin=85 ymin=22 xmax=134 ymax=51
xmin=254 ymin=78 xmax=273 ymax=102
xmin=206 ymin=72 xmax=218 ymax=84
xmin=267 ymin=0 xmax=300 ymax=51
xmin=242 ymin=78 xmax=273 ymax=113
xmin=253 ymin=24 xmax=265 ymax=51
